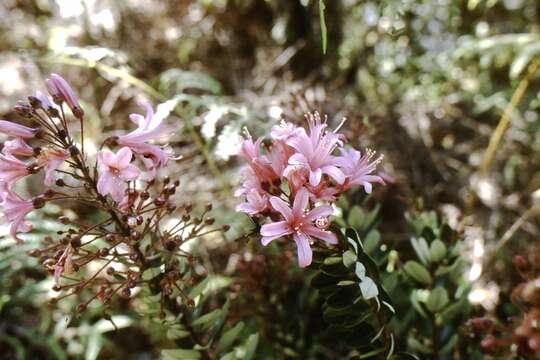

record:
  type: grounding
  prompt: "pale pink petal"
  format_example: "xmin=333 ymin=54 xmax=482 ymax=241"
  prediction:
xmin=304 ymin=205 xmax=334 ymax=222
xmin=322 ymin=165 xmax=345 ymax=184
xmin=116 ymin=147 xmax=133 ymax=168
xmin=98 ymin=150 xmax=115 ymax=167
xmin=236 ymin=202 xmax=257 ymax=215
xmin=292 ymin=188 xmax=309 ymax=216
xmin=96 ymin=171 xmax=113 ymax=197
xmin=293 ymin=233 xmax=313 ymax=268
xmin=288 ymin=153 xmax=309 ymax=167
xmin=302 ymin=225 xmax=338 ymax=245
xmin=309 ymin=169 xmax=322 ymax=186
xmin=363 ymin=182 xmax=372 ymax=194
xmin=261 ymin=221 xmax=290 ymax=237
xmin=120 ymin=164 xmax=140 ymax=180
xmin=269 ymin=196 xmax=293 ymax=221
xmin=110 ymin=183 xmax=125 ymax=203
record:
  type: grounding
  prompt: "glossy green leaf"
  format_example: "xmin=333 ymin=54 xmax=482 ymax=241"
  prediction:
xmin=426 ymin=287 xmax=449 ymax=313
xmin=359 ymin=276 xmax=379 ymax=300
xmin=216 ymin=322 xmax=245 ymax=354
xmin=161 ymin=349 xmax=201 ymax=360
xmin=404 ymin=261 xmax=432 ymax=285
xmin=429 ymin=240 xmax=447 ymax=262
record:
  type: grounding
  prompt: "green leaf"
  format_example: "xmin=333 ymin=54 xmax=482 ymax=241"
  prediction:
xmin=355 ymin=262 xmax=366 ymax=279
xmin=435 ymin=258 xmax=462 ymax=277
xmin=342 ymin=250 xmax=357 ymax=268
xmin=347 ymin=206 xmax=364 ymax=230
xmin=403 ymin=261 xmax=432 ymax=285
xmin=363 ymin=230 xmax=380 ymax=255
xmin=410 ymin=291 xmax=428 ymax=318
xmin=188 ymin=277 xmax=210 ymax=300
xmin=319 ymin=0 xmax=327 ymax=54
xmin=410 ymin=237 xmax=430 ymax=264
xmin=85 ymin=331 xmax=102 ymax=360
xmin=359 ymin=277 xmax=379 ymax=300
xmin=429 ymin=240 xmax=447 ymax=262
xmin=440 ymin=334 xmax=459 ymax=355
xmin=161 ymin=349 xmax=201 ymax=360
xmin=510 ymin=41 xmax=540 ymax=78
xmin=441 ymin=296 xmax=468 ymax=321
xmin=426 ymin=287 xmax=449 ymax=313
xmin=166 ymin=327 xmax=190 ymax=340
xmin=192 ymin=308 xmax=222 ymax=329
xmin=159 ymin=69 xmax=222 ymax=94
xmin=216 ymin=322 xmax=245 ymax=354
xmin=243 ymin=334 xmax=259 ymax=360
xmin=407 ymin=337 xmax=431 ymax=354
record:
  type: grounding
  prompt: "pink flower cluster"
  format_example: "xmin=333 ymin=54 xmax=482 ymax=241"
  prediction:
xmin=0 ymin=73 xmax=172 ymax=242
xmin=235 ymin=113 xmax=384 ymax=267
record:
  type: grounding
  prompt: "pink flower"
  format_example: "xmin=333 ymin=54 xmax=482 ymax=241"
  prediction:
xmin=46 ymin=73 xmax=83 ymax=117
xmin=236 ymin=189 xmax=268 ymax=216
xmin=97 ymin=147 xmax=141 ymax=202
xmin=0 ymin=153 xmax=29 ymax=186
xmin=339 ymin=148 xmax=384 ymax=193
xmin=268 ymin=140 xmax=294 ymax=178
xmin=117 ymin=102 xmax=170 ymax=178
xmin=2 ymin=138 xmax=33 ymax=156
xmin=237 ymin=135 xmax=276 ymax=183
xmin=306 ymin=180 xmax=338 ymax=202
xmin=270 ymin=121 xmax=303 ymax=141
xmin=234 ymin=167 xmax=262 ymax=197
xmin=285 ymin=115 xmax=345 ymax=187
xmin=0 ymin=120 xmax=38 ymax=139
xmin=37 ymin=148 xmax=70 ymax=186
xmin=260 ymin=188 xmax=337 ymax=267
xmin=0 ymin=190 xmax=34 ymax=243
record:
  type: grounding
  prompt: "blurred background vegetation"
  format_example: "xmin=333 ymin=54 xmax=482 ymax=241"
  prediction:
xmin=1 ymin=0 xmax=539 ymax=358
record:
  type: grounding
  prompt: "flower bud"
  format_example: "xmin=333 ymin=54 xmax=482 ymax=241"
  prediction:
xmin=0 ymin=120 xmax=38 ymax=139
xmin=165 ymin=240 xmax=177 ymax=251
xmin=68 ymin=145 xmax=79 ymax=156
xmin=513 ymin=255 xmax=530 ymax=271
xmin=70 ymin=236 xmax=81 ymax=247
xmin=32 ymin=196 xmax=46 ymax=209
xmin=154 ymin=197 xmax=166 ymax=207
xmin=480 ymin=335 xmax=498 ymax=354
xmin=46 ymin=73 xmax=84 ymax=118
xmin=14 ymin=102 xmax=33 ymax=117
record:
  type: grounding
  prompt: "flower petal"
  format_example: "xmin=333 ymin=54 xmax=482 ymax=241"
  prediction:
xmin=116 ymin=147 xmax=133 ymax=168
xmin=120 ymin=164 xmax=141 ymax=180
xmin=322 ymin=165 xmax=345 ymax=184
xmin=305 ymin=205 xmax=334 ymax=222
xmin=302 ymin=225 xmax=338 ymax=245
xmin=293 ymin=233 xmax=313 ymax=267
xmin=261 ymin=221 xmax=290 ymax=240
xmin=292 ymin=188 xmax=309 ymax=216
xmin=309 ymin=168 xmax=322 ymax=186
xmin=269 ymin=196 xmax=293 ymax=221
